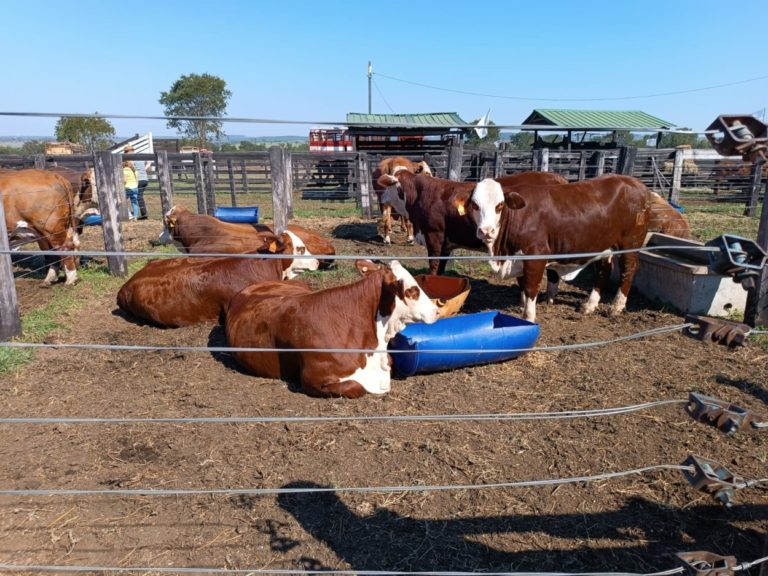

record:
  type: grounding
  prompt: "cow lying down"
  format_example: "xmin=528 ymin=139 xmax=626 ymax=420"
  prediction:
xmin=164 ymin=205 xmax=335 ymax=270
xmin=117 ymin=232 xmax=316 ymax=328
xmin=225 ymin=260 xmax=439 ymax=398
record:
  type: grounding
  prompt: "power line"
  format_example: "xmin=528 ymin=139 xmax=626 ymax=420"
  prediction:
xmin=372 ymin=77 xmax=396 ymax=114
xmin=373 ymin=71 xmax=768 ymax=102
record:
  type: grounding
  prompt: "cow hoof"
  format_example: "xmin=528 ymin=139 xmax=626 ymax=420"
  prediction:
xmin=382 ymin=236 xmax=391 ymax=245
xmin=406 ymin=236 xmax=415 ymax=245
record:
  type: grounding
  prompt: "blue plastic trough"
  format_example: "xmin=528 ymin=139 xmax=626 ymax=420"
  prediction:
xmin=388 ymin=311 xmax=540 ymax=377
xmin=214 ymin=206 xmax=259 ymax=224
xmin=82 ymin=214 xmax=103 ymax=226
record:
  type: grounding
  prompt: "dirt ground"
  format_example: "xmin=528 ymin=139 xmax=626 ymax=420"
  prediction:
xmin=1 ymin=213 xmax=767 ymax=575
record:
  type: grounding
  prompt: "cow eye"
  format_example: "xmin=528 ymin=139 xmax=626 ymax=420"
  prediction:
xmin=495 ymin=202 xmax=503 ymax=214
xmin=470 ymin=200 xmax=479 ymax=211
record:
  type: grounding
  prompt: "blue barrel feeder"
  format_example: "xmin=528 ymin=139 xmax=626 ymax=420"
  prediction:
xmin=388 ymin=311 xmax=540 ymax=377
xmin=214 ymin=206 xmax=259 ymax=224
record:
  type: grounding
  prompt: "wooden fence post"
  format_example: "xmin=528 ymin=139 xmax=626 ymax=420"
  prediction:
xmin=33 ymin=154 xmax=46 ymax=169
xmin=533 ymin=148 xmax=549 ymax=172
xmin=285 ymin=150 xmax=294 ymax=219
xmin=595 ymin=151 xmax=606 ymax=176
xmin=357 ymin=154 xmax=373 ymax=219
xmin=577 ymin=152 xmax=587 ymax=181
xmin=227 ymin=158 xmax=237 ymax=207
xmin=493 ymin=149 xmax=504 ymax=178
xmin=114 ymin=154 xmax=129 ymax=221
xmin=744 ymin=157 xmax=764 ymax=217
xmin=269 ymin=146 xmax=291 ymax=232
xmin=192 ymin=153 xmax=206 ymax=214
xmin=670 ymin=148 xmax=684 ymax=205
xmin=447 ymin=139 xmax=464 ymax=181
xmin=94 ymin=151 xmax=127 ymax=277
xmin=744 ymin=175 xmax=768 ymax=326
xmin=155 ymin=150 xmax=174 ymax=223
xmin=0 ymin=199 xmax=21 ymax=340
xmin=618 ymin=146 xmax=638 ymax=176
xmin=204 ymin=154 xmax=216 ymax=216
xmin=240 ymin=159 xmax=248 ymax=194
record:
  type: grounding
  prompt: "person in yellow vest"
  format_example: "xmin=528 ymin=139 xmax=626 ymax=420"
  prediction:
xmin=123 ymin=160 xmax=139 ymax=220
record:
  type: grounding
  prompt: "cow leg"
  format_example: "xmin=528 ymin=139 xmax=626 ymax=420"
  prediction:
xmin=545 ymin=269 xmax=560 ymax=304
xmin=521 ymin=260 xmax=547 ymax=322
xmin=37 ymin=238 xmax=60 ymax=286
xmin=405 ymin=218 xmax=414 ymax=245
xmin=436 ymin=244 xmax=452 ymax=276
xmin=380 ymin=205 xmax=392 ymax=244
xmin=306 ymin=379 xmax=367 ymax=399
xmin=582 ymin=260 xmax=612 ymax=314
xmin=425 ymin=235 xmax=446 ymax=276
xmin=62 ymin=255 xmax=79 ymax=286
xmin=611 ymin=253 xmax=640 ymax=315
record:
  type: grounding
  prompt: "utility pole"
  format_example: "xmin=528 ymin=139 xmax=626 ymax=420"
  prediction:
xmin=368 ymin=61 xmax=372 ymax=114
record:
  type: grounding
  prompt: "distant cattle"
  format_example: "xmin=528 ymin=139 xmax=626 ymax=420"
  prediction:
xmin=377 ymin=171 xmax=567 ymax=275
xmin=117 ymin=233 xmax=305 ymax=328
xmin=164 ymin=205 xmax=332 ymax=270
xmin=372 ymin=156 xmax=432 ymax=245
xmin=225 ymin=260 xmax=438 ymax=398
xmin=711 ymin=159 xmax=768 ymax=194
xmin=465 ymin=175 xmax=652 ymax=322
xmin=0 ymin=168 xmax=80 ymax=285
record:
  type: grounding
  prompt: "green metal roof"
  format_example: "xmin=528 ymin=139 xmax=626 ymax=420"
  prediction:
xmin=521 ymin=109 xmax=675 ymax=130
xmin=346 ymin=112 xmax=468 ymax=128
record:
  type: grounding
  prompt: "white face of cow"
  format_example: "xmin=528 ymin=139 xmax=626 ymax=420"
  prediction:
xmin=384 ymin=260 xmax=439 ymax=339
xmin=380 ymin=184 xmax=408 ymax=218
xmin=470 ymin=178 xmax=506 ymax=247
xmin=285 ymin=230 xmax=320 ymax=274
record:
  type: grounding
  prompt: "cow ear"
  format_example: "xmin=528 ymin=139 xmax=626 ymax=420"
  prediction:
xmin=452 ymin=191 xmax=470 ymax=216
xmin=505 ymin=192 xmax=526 ymax=210
xmin=355 ymin=259 xmax=381 ymax=276
xmin=377 ymin=174 xmax=399 ymax=189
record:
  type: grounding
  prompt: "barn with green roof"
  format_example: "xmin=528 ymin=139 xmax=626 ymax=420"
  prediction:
xmin=521 ymin=109 xmax=676 ymax=150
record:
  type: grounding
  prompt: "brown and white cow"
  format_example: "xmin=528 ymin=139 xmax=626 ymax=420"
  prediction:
xmin=164 ymin=205 xmax=330 ymax=271
xmin=373 ymin=156 xmax=432 ymax=245
xmin=466 ymin=175 xmax=652 ymax=322
xmin=225 ymin=259 xmax=439 ymax=398
xmin=116 ymin=233 xmax=305 ymax=327
xmin=647 ymin=192 xmax=692 ymax=239
xmin=377 ymin=171 xmax=567 ymax=276
xmin=0 ymin=168 xmax=80 ymax=285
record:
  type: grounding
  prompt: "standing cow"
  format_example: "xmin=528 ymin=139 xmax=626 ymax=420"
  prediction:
xmin=465 ymin=175 xmax=652 ymax=322
xmin=0 ymin=168 xmax=80 ymax=285
xmin=373 ymin=156 xmax=432 ymax=245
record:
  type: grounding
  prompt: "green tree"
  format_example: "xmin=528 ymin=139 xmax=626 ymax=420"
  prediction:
xmin=658 ymin=129 xmax=712 ymax=149
xmin=159 ymin=73 xmax=232 ymax=149
xmin=506 ymin=131 xmax=534 ymax=150
xmin=465 ymin=119 xmax=500 ymax=147
xmin=54 ymin=116 xmax=116 ymax=151
xmin=20 ymin=140 xmax=47 ymax=154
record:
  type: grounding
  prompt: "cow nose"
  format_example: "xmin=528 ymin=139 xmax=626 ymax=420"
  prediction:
xmin=478 ymin=226 xmax=495 ymax=241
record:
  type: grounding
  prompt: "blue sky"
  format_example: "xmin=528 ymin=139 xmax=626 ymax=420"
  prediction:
xmin=1 ymin=0 xmax=767 ymax=138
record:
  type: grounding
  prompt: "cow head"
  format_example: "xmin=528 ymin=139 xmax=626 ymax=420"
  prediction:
xmin=79 ymin=168 xmax=97 ymax=205
xmin=415 ymin=161 xmax=433 ymax=176
xmin=283 ymin=229 xmax=321 ymax=274
xmin=468 ymin=178 xmax=527 ymax=247
xmin=376 ymin=173 xmax=408 ymax=219
xmin=356 ymin=259 xmax=438 ymax=340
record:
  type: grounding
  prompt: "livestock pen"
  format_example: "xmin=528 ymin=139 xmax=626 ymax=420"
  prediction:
xmin=0 ymin=136 xmax=767 ymax=574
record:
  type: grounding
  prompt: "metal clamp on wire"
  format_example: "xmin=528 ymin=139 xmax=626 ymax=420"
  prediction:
xmin=705 ymin=234 xmax=767 ymax=290
xmin=682 ymin=455 xmax=745 ymax=507
xmin=705 ymin=115 xmax=768 ymax=161
xmin=686 ymin=392 xmax=759 ymax=435
xmin=677 ymin=551 xmax=738 ymax=576
xmin=684 ymin=315 xmax=750 ymax=347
